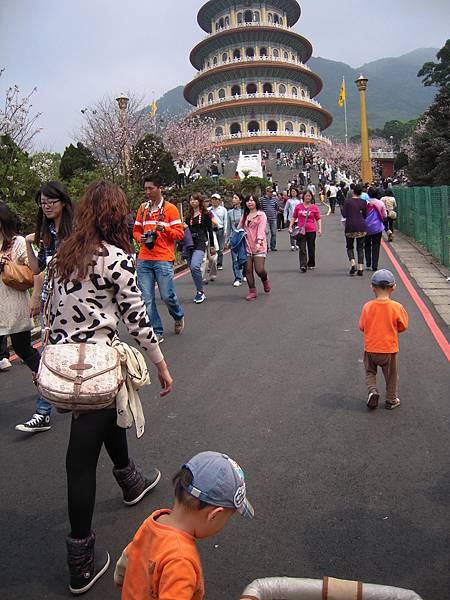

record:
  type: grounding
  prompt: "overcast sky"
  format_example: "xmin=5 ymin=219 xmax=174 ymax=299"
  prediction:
xmin=1 ymin=0 xmax=448 ymax=151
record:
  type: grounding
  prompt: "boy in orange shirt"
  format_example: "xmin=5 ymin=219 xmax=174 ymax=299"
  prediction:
xmin=114 ymin=451 xmax=254 ymax=599
xmin=359 ymin=269 xmax=409 ymax=410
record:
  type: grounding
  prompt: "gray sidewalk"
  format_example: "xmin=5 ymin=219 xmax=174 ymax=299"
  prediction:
xmin=391 ymin=232 xmax=450 ymax=328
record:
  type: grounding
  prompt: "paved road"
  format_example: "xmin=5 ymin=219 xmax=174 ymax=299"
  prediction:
xmin=1 ymin=212 xmax=449 ymax=600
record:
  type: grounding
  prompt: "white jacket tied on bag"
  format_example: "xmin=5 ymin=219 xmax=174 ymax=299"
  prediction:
xmin=113 ymin=339 xmax=150 ymax=438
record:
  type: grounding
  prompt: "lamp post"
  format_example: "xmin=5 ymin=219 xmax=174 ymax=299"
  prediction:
xmin=116 ymin=93 xmax=130 ymax=178
xmin=355 ymin=75 xmax=373 ymax=184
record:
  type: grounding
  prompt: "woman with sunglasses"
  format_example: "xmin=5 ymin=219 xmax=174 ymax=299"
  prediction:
xmin=15 ymin=181 xmax=74 ymax=434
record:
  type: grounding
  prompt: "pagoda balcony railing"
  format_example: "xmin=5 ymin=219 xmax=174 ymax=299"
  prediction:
xmin=371 ymin=150 xmax=395 ymax=159
xmin=197 ymin=92 xmax=322 ymax=109
xmin=196 ymin=55 xmax=312 ymax=77
xmin=207 ymin=21 xmax=292 ymax=37
xmin=216 ymin=130 xmax=331 ymax=144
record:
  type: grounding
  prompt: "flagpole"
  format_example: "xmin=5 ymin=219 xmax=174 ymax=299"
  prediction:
xmin=343 ymin=77 xmax=348 ymax=146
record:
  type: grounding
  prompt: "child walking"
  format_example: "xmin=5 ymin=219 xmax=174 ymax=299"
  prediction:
xmin=359 ymin=270 xmax=409 ymax=410
xmin=115 ymin=451 xmax=254 ymax=599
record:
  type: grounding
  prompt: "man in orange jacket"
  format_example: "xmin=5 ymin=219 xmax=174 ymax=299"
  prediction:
xmin=134 ymin=174 xmax=185 ymax=342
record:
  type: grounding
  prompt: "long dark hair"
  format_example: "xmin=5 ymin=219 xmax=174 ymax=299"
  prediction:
xmin=55 ymin=180 xmax=132 ymax=283
xmin=0 ymin=202 xmax=20 ymax=251
xmin=242 ymin=194 xmax=261 ymax=222
xmin=188 ymin=193 xmax=207 ymax=219
xmin=35 ymin=181 xmax=73 ymax=247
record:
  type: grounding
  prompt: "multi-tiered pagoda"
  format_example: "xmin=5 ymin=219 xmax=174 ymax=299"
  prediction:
xmin=184 ymin=0 xmax=332 ymax=152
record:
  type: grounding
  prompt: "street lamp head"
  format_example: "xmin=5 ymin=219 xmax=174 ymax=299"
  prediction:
xmin=116 ymin=93 xmax=129 ymax=110
xmin=355 ymin=75 xmax=368 ymax=92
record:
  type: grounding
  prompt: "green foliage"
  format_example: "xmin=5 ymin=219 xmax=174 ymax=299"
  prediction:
xmin=418 ymin=40 xmax=450 ymax=88
xmin=351 ymin=119 xmax=419 ymax=149
xmin=31 ymin=151 xmax=61 ymax=182
xmin=65 ymin=168 xmax=106 ymax=202
xmin=394 ymin=152 xmax=409 ymax=171
xmin=60 ymin=143 xmax=98 ymax=180
xmin=130 ymin=134 xmax=177 ymax=186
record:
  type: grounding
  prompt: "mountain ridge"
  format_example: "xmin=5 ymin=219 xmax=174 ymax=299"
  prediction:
xmin=156 ymin=48 xmax=438 ymax=139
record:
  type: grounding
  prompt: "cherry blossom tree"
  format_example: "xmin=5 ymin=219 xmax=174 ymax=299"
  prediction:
xmin=162 ymin=115 xmax=221 ymax=178
xmin=78 ymin=93 xmax=154 ymax=181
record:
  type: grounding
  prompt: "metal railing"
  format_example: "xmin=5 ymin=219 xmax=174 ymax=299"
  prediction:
xmin=196 ymin=55 xmax=312 ymax=77
xmin=197 ymin=92 xmax=322 ymax=109
xmin=395 ymin=186 xmax=450 ymax=267
xmin=216 ymin=130 xmax=331 ymax=144
xmin=208 ymin=21 xmax=292 ymax=37
xmin=371 ymin=150 xmax=395 ymax=159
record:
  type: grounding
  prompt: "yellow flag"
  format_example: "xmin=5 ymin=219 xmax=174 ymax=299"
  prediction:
xmin=338 ymin=79 xmax=346 ymax=108
xmin=151 ymin=98 xmax=157 ymax=117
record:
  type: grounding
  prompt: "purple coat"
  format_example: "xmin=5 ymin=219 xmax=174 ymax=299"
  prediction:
xmin=342 ymin=197 xmax=368 ymax=234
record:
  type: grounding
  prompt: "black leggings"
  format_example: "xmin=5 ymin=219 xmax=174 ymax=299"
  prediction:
xmin=66 ymin=410 xmax=129 ymax=539
xmin=7 ymin=330 xmax=41 ymax=372
xmin=365 ymin=232 xmax=382 ymax=270
xmin=346 ymin=236 xmax=365 ymax=265
xmin=0 ymin=335 xmax=9 ymax=360
xmin=245 ymin=256 xmax=268 ymax=289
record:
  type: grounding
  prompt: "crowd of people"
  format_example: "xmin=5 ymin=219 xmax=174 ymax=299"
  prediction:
xmin=0 ymin=163 xmax=409 ymax=598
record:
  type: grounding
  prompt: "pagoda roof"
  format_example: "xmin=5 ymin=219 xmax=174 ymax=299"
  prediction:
xmin=198 ymin=0 xmax=301 ymax=33
xmin=190 ymin=26 xmax=313 ymax=68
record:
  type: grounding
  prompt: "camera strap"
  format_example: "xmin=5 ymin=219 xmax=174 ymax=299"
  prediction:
xmin=143 ymin=201 xmax=165 ymax=229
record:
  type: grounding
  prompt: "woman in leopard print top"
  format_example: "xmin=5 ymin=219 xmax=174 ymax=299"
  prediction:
xmin=50 ymin=180 xmax=173 ymax=594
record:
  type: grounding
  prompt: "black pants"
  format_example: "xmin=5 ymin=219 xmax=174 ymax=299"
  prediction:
xmin=346 ymin=236 xmax=365 ymax=265
xmin=4 ymin=331 xmax=41 ymax=372
xmin=329 ymin=197 xmax=337 ymax=213
xmin=66 ymin=410 xmax=129 ymax=539
xmin=365 ymin=232 xmax=382 ymax=270
xmin=0 ymin=336 xmax=9 ymax=360
xmin=384 ymin=218 xmax=395 ymax=232
xmin=277 ymin=213 xmax=285 ymax=230
xmin=298 ymin=232 xmax=316 ymax=268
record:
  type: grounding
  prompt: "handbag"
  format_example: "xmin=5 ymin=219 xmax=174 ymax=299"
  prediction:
xmin=1 ymin=242 xmax=34 ymax=291
xmin=294 ymin=206 xmax=311 ymax=239
xmin=36 ymin=267 xmax=123 ymax=412
xmin=388 ymin=210 xmax=397 ymax=220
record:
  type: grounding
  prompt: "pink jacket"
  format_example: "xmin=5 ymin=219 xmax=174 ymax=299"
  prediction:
xmin=292 ymin=203 xmax=321 ymax=233
xmin=240 ymin=210 xmax=268 ymax=254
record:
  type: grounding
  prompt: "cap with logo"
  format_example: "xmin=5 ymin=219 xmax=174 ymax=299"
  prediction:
xmin=182 ymin=451 xmax=254 ymax=519
xmin=371 ymin=269 xmax=396 ymax=287
xmin=211 ymin=193 xmax=221 ymax=200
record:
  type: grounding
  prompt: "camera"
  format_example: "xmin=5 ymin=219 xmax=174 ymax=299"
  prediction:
xmin=142 ymin=230 xmax=158 ymax=250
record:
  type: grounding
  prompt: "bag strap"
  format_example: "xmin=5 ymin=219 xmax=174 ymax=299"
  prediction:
xmin=42 ymin=260 xmax=56 ymax=346
xmin=323 ymin=577 xmax=363 ymax=600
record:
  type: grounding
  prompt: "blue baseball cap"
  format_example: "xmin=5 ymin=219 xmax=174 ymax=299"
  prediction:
xmin=182 ymin=451 xmax=254 ymax=519
xmin=372 ymin=269 xmax=396 ymax=287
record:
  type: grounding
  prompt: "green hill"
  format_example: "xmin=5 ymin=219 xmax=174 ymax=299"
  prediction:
xmin=156 ymin=48 xmax=438 ymax=139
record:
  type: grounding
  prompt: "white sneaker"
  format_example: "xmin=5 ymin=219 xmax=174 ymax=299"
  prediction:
xmin=290 ymin=246 xmax=295 ymax=251
xmin=217 ymin=266 xmax=223 ymax=271
xmin=233 ymin=280 xmax=242 ymax=287
xmin=243 ymin=277 xmax=247 ymax=282
xmin=0 ymin=358 xmax=12 ymax=371
xmin=210 ymin=275 xmax=217 ymax=282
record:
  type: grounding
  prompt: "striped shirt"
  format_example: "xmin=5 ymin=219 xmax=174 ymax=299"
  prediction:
xmin=259 ymin=196 xmax=278 ymax=221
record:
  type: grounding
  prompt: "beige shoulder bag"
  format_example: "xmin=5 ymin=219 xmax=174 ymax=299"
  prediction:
xmin=36 ymin=266 xmax=123 ymax=411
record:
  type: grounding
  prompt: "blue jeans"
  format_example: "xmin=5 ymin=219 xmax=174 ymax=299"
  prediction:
xmin=188 ymin=250 xmax=205 ymax=293
xmin=216 ymin=229 xmax=225 ymax=267
xmin=266 ymin=219 xmax=277 ymax=250
xmin=37 ymin=313 xmax=52 ymax=416
xmin=231 ymin=249 xmax=243 ymax=281
xmin=137 ymin=260 xmax=184 ymax=336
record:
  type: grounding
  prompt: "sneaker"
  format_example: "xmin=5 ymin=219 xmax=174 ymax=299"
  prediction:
xmin=0 ymin=358 xmax=12 ymax=371
xmin=15 ymin=413 xmax=51 ymax=433
xmin=308 ymin=266 xmax=315 ymax=270
xmin=156 ymin=334 xmax=164 ymax=344
xmin=217 ymin=266 xmax=223 ymax=271
xmin=290 ymin=246 xmax=295 ymax=252
xmin=243 ymin=277 xmax=247 ymax=282
xmin=210 ymin=275 xmax=217 ymax=282
xmin=233 ymin=280 xmax=242 ymax=287
xmin=357 ymin=270 xmax=364 ymax=277
xmin=194 ymin=292 xmax=206 ymax=304
xmin=263 ymin=279 xmax=271 ymax=293
xmin=113 ymin=460 xmax=161 ymax=506
xmin=174 ymin=318 xmax=184 ymax=335
xmin=300 ymin=266 xmax=307 ymax=273
xmin=367 ymin=392 xmax=380 ymax=409
xmin=271 ymin=248 xmax=278 ymax=252
xmin=349 ymin=266 xmax=357 ymax=276
xmin=385 ymin=398 xmax=401 ymax=410
xmin=246 ymin=288 xmax=257 ymax=301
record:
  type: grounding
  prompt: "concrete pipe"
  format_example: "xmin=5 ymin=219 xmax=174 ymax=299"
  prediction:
xmin=239 ymin=577 xmax=424 ymax=600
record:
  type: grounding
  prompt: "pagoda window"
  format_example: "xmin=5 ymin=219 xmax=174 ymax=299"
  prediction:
xmin=246 ymin=83 xmax=257 ymax=95
xmin=230 ymin=122 xmax=241 ymax=135
xmin=279 ymin=17 xmax=283 ymax=25
xmin=233 ymin=49 xmax=241 ymax=59
xmin=218 ymin=88 xmax=226 ymax=99
xmin=208 ymin=93 xmax=214 ymax=103
xmin=222 ymin=52 xmax=228 ymax=63
xmin=273 ymin=14 xmax=280 ymax=24
xmin=284 ymin=51 xmax=289 ymax=60
xmin=260 ymin=47 xmax=267 ymax=57
xmin=311 ymin=127 xmax=315 ymax=135
xmin=237 ymin=12 xmax=243 ymax=24
xmin=201 ymin=97 xmax=205 ymax=106
xmin=213 ymin=56 xmax=218 ymax=66
xmin=248 ymin=121 xmax=260 ymax=133
xmin=218 ymin=18 xmax=224 ymax=29
xmin=301 ymin=89 xmax=306 ymax=97
xmin=273 ymin=48 xmax=279 ymax=58
xmin=246 ymin=47 xmax=255 ymax=58
xmin=215 ymin=22 xmax=219 ymax=31
xmin=225 ymin=16 xmax=230 ymax=27
xmin=244 ymin=10 xmax=253 ymax=23
xmin=231 ymin=85 xmax=241 ymax=96
xmin=215 ymin=127 xmax=224 ymax=137
xmin=279 ymin=84 xmax=287 ymax=95
xmin=285 ymin=121 xmax=294 ymax=132
xmin=263 ymin=82 xmax=273 ymax=94
xmin=292 ymin=87 xmax=298 ymax=97
xmin=291 ymin=54 xmax=296 ymax=61
xmin=207 ymin=60 xmax=211 ymax=68
xmin=267 ymin=120 xmax=278 ymax=132
xmin=253 ymin=11 xmax=260 ymax=22
xmin=300 ymin=124 xmax=307 ymax=133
